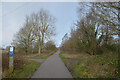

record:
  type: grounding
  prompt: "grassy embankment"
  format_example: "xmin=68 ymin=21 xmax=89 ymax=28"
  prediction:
xmin=59 ymin=51 xmax=118 ymax=78
xmin=9 ymin=61 xmax=40 ymax=78
xmin=10 ymin=51 xmax=57 ymax=78
xmin=10 ymin=50 xmax=57 ymax=78
xmin=2 ymin=51 xmax=41 ymax=78
xmin=2 ymin=50 xmax=57 ymax=78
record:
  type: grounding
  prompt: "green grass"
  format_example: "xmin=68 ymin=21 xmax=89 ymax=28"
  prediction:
xmin=60 ymin=51 xmax=118 ymax=78
xmin=26 ymin=54 xmax=50 ymax=59
xmin=69 ymin=62 xmax=91 ymax=78
xmin=59 ymin=52 xmax=73 ymax=65
xmin=26 ymin=51 xmax=57 ymax=59
xmin=9 ymin=61 xmax=41 ymax=78
xmin=8 ymin=51 xmax=57 ymax=78
xmin=69 ymin=52 xmax=118 ymax=78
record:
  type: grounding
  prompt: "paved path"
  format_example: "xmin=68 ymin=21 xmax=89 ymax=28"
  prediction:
xmin=31 ymin=51 xmax=73 ymax=78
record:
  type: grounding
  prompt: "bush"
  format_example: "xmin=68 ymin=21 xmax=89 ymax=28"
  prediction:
xmin=2 ymin=52 xmax=28 ymax=78
xmin=68 ymin=52 xmax=118 ymax=78
xmin=102 ymin=44 xmax=118 ymax=53
xmin=96 ymin=47 xmax=104 ymax=55
xmin=45 ymin=41 xmax=56 ymax=50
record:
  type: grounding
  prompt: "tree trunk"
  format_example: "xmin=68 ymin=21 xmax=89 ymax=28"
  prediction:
xmin=38 ymin=45 xmax=41 ymax=55
xmin=41 ymin=33 xmax=44 ymax=54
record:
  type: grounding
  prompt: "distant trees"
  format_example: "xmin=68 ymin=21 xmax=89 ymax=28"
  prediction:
xmin=61 ymin=2 xmax=119 ymax=55
xmin=13 ymin=9 xmax=56 ymax=54
xmin=44 ymin=41 xmax=56 ymax=50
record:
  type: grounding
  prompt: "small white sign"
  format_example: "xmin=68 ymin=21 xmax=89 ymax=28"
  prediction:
xmin=10 ymin=46 xmax=13 ymax=52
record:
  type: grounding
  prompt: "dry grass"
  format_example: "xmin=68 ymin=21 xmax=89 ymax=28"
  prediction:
xmin=2 ymin=52 xmax=28 ymax=78
xmin=62 ymin=51 xmax=90 ymax=59
xmin=24 ymin=50 xmax=54 ymax=58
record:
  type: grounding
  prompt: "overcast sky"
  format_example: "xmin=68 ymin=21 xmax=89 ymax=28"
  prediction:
xmin=2 ymin=2 xmax=79 ymax=48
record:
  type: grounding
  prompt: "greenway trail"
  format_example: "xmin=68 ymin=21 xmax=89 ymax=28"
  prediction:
xmin=31 ymin=51 xmax=73 ymax=78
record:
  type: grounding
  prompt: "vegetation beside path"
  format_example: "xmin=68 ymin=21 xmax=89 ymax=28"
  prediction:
xmin=2 ymin=50 xmax=57 ymax=78
xmin=59 ymin=52 xmax=118 ymax=78
xmin=59 ymin=3 xmax=118 ymax=79
xmin=8 ymin=61 xmax=41 ymax=78
xmin=25 ymin=51 xmax=57 ymax=59
xmin=2 ymin=52 xmax=41 ymax=78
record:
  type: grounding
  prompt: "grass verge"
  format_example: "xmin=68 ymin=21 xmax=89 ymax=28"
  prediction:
xmin=25 ymin=51 xmax=57 ymax=59
xmin=59 ymin=52 xmax=70 ymax=59
xmin=9 ymin=60 xmax=41 ymax=78
xmin=60 ymin=52 xmax=118 ymax=78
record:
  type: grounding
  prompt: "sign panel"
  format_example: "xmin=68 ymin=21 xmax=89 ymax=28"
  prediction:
xmin=10 ymin=46 xmax=14 ymax=56
xmin=10 ymin=52 xmax=13 ymax=56
xmin=10 ymin=46 xmax=13 ymax=52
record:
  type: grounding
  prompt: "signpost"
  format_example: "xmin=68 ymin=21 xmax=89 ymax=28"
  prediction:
xmin=9 ymin=46 xmax=14 ymax=73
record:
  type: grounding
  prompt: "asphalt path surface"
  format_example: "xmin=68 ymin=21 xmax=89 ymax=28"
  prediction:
xmin=31 ymin=51 xmax=73 ymax=78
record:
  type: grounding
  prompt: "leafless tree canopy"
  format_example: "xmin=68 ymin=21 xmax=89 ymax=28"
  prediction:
xmin=61 ymin=2 xmax=119 ymax=55
xmin=13 ymin=9 xmax=56 ymax=54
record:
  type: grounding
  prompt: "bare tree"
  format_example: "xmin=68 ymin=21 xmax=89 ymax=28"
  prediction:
xmin=35 ymin=9 xmax=56 ymax=54
xmin=13 ymin=16 xmax=36 ymax=54
xmin=61 ymin=2 xmax=118 ymax=54
xmin=14 ymin=9 xmax=56 ymax=54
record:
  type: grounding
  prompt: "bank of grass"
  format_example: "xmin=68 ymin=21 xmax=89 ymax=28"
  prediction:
xmin=60 ymin=52 xmax=118 ymax=78
xmin=59 ymin=52 xmax=70 ymax=59
xmin=9 ymin=60 xmax=41 ymax=78
xmin=59 ymin=51 xmax=90 ymax=60
xmin=59 ymin=52 xmax=70 ymax=64
xmin=25 ymin=51 xmax=57 ymax=59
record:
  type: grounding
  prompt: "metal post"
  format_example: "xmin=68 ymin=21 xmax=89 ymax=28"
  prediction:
xmin=9 ymin=46 xmax=14 ymax=73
